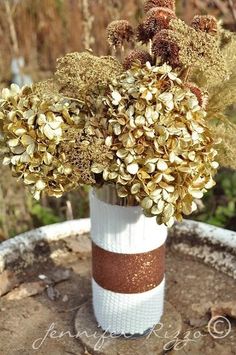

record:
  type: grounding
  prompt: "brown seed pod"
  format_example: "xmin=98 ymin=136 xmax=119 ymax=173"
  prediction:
xmin=136 ymin=23 xmax=151 ymax=44
xmin=191 ymin=15 xmax=218 ymax=36
xmin=137 ymin=7 xmax=176 ymax=43
xmin=106 ymin=20 xmax=134 ymax=47
xmin=152 ymin=30 xmax=181 ymax=68
xmin=144 ymin=0 xmax=176 ymax=13
xmin=123 ymin=50 xmax=153 ymax=69
xmin=185 ymin=83 xmax=208 ymax=108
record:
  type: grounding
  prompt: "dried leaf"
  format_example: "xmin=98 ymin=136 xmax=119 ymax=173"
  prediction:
xmin=0 ymin=271 xmax=19 ymax=297
xmin=5 ymin=281 xmax=45 ymax=300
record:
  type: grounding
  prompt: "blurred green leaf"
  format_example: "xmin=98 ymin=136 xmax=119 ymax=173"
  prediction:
xmin=31 ymin=202 xmax=62 ymax=226
xmin=193 ymin=169 xmax=236 ymax=231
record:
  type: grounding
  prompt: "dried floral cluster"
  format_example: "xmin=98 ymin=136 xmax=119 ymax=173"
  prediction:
xmin=107 ymin=1 xmax=228 ymax=83
xmin=59 ymin=129 xmax=112 ymax=185
xmin=94 ymin=63 xmax=218 ymax=226
xmin=55 ymin=52 xmax=123 ymax=101
xmin=107 ymin=20 xmax=134 ymax=48
xmin=0 ymin=84 xmax=91 ymax=199
xmin=137 ymin=7 xmax=177 ymax=45
xmin=106 ymin=0 xmax=236 ymax=173
xmin=1 ymin=0 xmax=236 ymax=227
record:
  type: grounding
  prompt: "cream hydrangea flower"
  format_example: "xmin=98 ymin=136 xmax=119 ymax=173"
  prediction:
xmin=0 ymin=84 xmax=86 ymax=199
xmin=98 ymin=63 xmax=218 ymax=227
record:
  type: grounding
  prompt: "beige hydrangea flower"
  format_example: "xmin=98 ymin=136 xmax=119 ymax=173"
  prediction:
xmin=98 ymin=63 xmax=218 ymax=227
xmin=0 ymin=84 xmax=89 ymax=199
xmin=0 ymin=66 xmax=219 ymax=227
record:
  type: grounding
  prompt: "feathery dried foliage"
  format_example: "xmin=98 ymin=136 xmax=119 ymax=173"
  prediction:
xmin=206 ymin=31 xmax=236 ymax=115
xmin=144 ymin=0 xmax=176 ymax=13
xmin=170 ymin=19 xmax=229 ymax=85
xmin=206 ymin=28 xmax=236 ymax=169
xmin=219 ymin=28 xmax=236 ymax=55
xmin=0 ymin=84 xmax=90 ymax=199
xmin=208 ymin=71 xmax=236 ymax=115
xmin=106 ymin=20 xmax=134 ymax=48
xmin=221 ymin=31 xmax=236 ymax=69
xmin=210 ymin=119 xmax=236 ymax=170
xmin=55 ymin=52 xmax=123 ymax=101
xmin=191 ymin=15 xmax=218 ymax=36
xmin=123 ymin=50 xmax=153 ymax=69
xmin=97 ymin=63 xmax=218 ymax=227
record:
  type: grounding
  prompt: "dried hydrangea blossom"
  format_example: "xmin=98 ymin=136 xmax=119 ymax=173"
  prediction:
xmin=185 ymin=83 xmax=208 ymax=108
xmin=144 ymin=0 xmax=176 ymax=13
xmin=123 ymin=50 xmax=153 ymax=70
xmin=138 ymin=7 xmax=176 ymax=43
xmin=106 ymin=20 xmax=134 ymax=48
xmin=0 ymin=84 xmax=90 ymax=199
xmin=191 ymin=15 xmax=218 ymax=36
xmin=152 ymin=30 xmax=181 ymax=68
xmin=55 ymin=52 xmax=123 ymax=100
xmin=97 ymin=63 xmax=218 ymax=227
xmin=59 ymin=127 xmax=113 ymax=185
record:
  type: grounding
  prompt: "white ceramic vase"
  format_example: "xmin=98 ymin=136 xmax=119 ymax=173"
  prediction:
xmin=90 ymin=186 xmax=168 ymax=335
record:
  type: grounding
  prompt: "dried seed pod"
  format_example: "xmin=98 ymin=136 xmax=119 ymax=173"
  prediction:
xmin=185 ymin=82 xmax=208 ymax=108
xmin=152 ymin=30 xmax=181 ymax=68
xmin=123 ymin=50 xmax=153 ymax=69
xmin=136 ymin=23 xmax=151 ymax=44
xmin=144 ymin=0 xmax=176 ymax=13
xmin=137 ymin=7 xmax=176 ymax=43
xmin=106 ymin=20 xmax=134 ymax=47
xmin=191 ymin=15 xmax=218 ymax=36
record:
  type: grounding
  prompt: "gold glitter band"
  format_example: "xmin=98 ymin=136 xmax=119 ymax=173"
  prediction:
xmin=92 ymin=242 xmax=165 ymax=294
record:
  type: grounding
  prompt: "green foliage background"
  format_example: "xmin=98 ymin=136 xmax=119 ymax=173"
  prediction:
xmin=193 ymin=170 xmax=236 ymax=230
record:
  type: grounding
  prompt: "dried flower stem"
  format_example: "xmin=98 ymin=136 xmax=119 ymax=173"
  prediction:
xmin=0 ymin=184 xmax=9 ymax=239
xmin=149 ymin=39 xmax=153 ymax=55
xmin=66 ymin=200 xmax=74 ymax=220
xmin=4 ymin=0 xmax=19 ymax=55
xmin=181 ymin=67 xmax=191 ymax=82
xmin=81 ymin=0 xmax=94 ymax=50
xmin=95 ymin=184 xmax=138 ymax=206
xmin=228 ymin=0 xmax=236 ymax=24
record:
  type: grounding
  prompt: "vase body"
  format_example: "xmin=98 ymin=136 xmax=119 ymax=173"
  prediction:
xmin=90 ymin=186 xmax=167 ymax=335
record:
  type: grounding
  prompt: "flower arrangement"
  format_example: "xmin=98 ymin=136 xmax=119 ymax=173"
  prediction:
xmin=1 ymin=0 xmax=236 ymax=227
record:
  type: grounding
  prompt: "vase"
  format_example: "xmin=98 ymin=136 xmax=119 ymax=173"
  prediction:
xmin=89 ymin=185 xmax=167 ymax=336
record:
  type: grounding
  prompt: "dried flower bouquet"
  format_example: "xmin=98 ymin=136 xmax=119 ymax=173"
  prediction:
xmin=1 ymin=0 xmax=236 ymax=228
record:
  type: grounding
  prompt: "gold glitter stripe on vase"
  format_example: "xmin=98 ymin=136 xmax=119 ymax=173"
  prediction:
xmin=92 ymin=242 xmax=165 ymax=294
